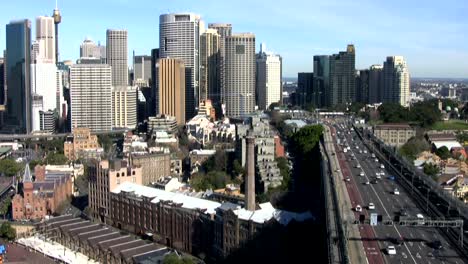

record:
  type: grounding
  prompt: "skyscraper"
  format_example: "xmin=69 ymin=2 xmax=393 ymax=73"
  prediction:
xmin=313 ymin=55 xmax=330 ymax=108
xmin=150 ymin=48 xmax=160 ymax=116
xmin=369 ymin=64 xmax=383 ymax=104
xmin=383 ymin=56 xmax=410 ymax=107
xmin=70 ymin=64 xmax=112 ymax=132
xmin=356 ymin=69 xmax=369 ymax=104
xmin=256 ymin=44 xmax=282 ymax=110
xmin=329 ymin=45 xmax=355 ymax=107
xmin=208 ymin=23 xmax=232 ymax=104
xmin=159 ymin=13 xmax=202 ymax=120
xmin=106 ymin=29 xmax=128 ymax=86
xmin=0 ymin=58 xmax=4 ymax=105
xmin=297 ymin=72 xmax=314 ymax=108
xmin=158 ymin=58 xmax=186 ymax=125
xmin=35 ymin=16 xmax=55 ymax=63
xmin=225 ymin=33 xmax=256 ymax=117
xmin=112 ymin=86 xmax=137 ymax=129
xmin=31 ymin=62 xmax=58 ymax=129
xmin=5 ymin=19 xmax=32 ymax=134
xmin=133 ymin=55 xmax=152 ymax=87
xmin=199 ymin=28 xmax=220 ymax=104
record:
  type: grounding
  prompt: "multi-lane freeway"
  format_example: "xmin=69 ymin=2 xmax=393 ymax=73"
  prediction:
xmin=328 ymin=120 xmax=467 ymax=264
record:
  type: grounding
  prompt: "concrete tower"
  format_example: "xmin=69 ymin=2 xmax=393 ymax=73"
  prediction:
xmin=106 ymin=29 xmax=128 ymax=86
xmin=245 ymin=136 xmax=256 ymax=211
xmin=225 ymin=33 xmax=256 ymax=117
xmin=52 ymin=0 xmax=61 ymax=64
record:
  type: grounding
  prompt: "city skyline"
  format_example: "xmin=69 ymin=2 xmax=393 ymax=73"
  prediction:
xmin=0 ymin=0 xmax=467 ymax=78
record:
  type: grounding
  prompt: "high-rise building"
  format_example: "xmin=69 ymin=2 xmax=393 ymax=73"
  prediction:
xmin=208 ymin=23 xmax=232 ymax=104
xmin=369 ymin=64 xmax=383 ymax=104
xmin=106 ymin=29 xmax=128 ymax=86
xmin=313 ymin=55 xmax=330 ymax=108
xmin=0 ymin=58 xmax=4 ymax=105
xmin=199 ymin=29 xmax=220 ymax=104
xmin=158 ymin=58 xmax=186 ymax=125
xmin=31 ymin=63 xmax=57 ymax=112
xmin=5 ymin=19 xmax=32 ymax=134
xmin=159 ymin=13 xmax=202 ymax=120
xmin=39 ymin=110 xmax=56 ymax=133
xmin=133 ymin=55 xmax=151 ymax=87
xmin=225 ymin=33 xmax=256 ymax=117
xmin=35 ymin=16 xmax=55 ymax=63
xmin=80 ymin=38 xmax=106 ymax=61
xmin=256 ymin=44 xmax=282 ymax=110
xmin=329 ymin=45 xmax=355 ymax=107
xmin=70 ymin=64 xmax=112 ymax=132
xmin=383 ymin=56 xmax=410 ymax=107
xmin=112 ymin=86 xmax=137 ymax=129
xmin=297 ymin=72 xmax=314 ymax=108
xmin=150 ymin=48 xmax=160 ymax=116
xmin=356 ymin=69 xmax=369 ymax=104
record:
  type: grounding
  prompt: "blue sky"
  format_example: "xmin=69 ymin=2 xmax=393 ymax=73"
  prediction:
xmin=1 ymin=0 xmax=467 ymax=78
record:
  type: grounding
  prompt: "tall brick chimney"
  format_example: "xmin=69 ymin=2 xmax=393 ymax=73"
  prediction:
xmin=245 ymin=136 xmax=256 ymax=211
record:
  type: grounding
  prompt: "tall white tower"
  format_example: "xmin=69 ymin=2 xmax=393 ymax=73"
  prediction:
xmin=106 ymin=29 xmax=128 ymax=86
xmin=256 ymin=44 xmax=282 ymax=110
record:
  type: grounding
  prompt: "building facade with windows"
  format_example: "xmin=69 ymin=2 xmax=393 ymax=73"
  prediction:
xmin=373 ymin=123 xmax=415 ymax=147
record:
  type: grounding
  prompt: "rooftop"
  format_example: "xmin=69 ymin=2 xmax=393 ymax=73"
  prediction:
xmin=375 ymin=123 xmax=412 ymax=129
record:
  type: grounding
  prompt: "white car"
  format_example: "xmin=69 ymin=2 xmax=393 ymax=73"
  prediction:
xmin=394 ymin=188 xmax=400 ymax=195
xmin=355 ymin=205 xmax=362 ymax=212
xmin=380 ymin=164 xmax=385 ymax=169
xmin=356 ymin=164 xmax=361 ymax=168
xmin=368 ymin=203 xmax=375 ymax=210
xmin=364 ymin=150 xmax=368 ymax=154
xmin=365 ymin=181 xmax=370 ymax=185
xmin=360 ymin=172 xmax=365 ymax=176
xmin=374 ymin=158 xmax=379 ymax=162
xmin=376 ymin=174 xmax=381 ymax=179
xmin=387 ymin=245 xmax=396 ymax=255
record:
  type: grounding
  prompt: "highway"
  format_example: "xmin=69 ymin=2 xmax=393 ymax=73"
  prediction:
xmin=333 ymin=120 xmax=468 ymax=264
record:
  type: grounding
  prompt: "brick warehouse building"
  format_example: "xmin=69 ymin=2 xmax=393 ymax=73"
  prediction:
xmin=109 ymin=182 xmax=312 ymax=260
xmin=12 ymin=165 xmax=72 ymax=220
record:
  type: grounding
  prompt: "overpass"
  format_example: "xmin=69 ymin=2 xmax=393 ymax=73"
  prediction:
xmin=0 ymin=129 xmax=131 ymax=141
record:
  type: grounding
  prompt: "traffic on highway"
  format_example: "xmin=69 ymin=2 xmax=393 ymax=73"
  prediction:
xmin=328 ymin=118 xmax=467 ymax=264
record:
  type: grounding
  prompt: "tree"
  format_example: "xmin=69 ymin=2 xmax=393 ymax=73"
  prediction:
xmin=98 ymin=134 xmax=113 ymax=152
xmin=163 ymin=253 xmax=195 ymax=264
xmin=0 ymin=159 xmax=22 ymax=177
xmin=435 ymin=146 xmax=451 ymax=160
xmin=349 ymin=102 xmax=365 ymax=114
xmin=0 ymin=222 xmax=16 ymax=241
xmin=0 ymin=197 xmax=11 ymax=219
xmin=378 ymin=103 xmax=409 ymax=123
xmin=399 ymin=137 xmax=431 ymax=161
xmin=276 ymin=157 xmax=291 ymax=190
xmin=232 ymin=159 xmax=245 ymax=177
xmin=423 ymin=163 xmax=439 ymax=177
xmin=45 ymin=153 xmax=68 ymax=165
xmin=290 ymin=125 xmax=323 ymax=156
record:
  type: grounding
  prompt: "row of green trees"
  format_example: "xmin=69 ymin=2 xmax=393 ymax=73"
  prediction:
xmin=378 ymin=100 xmax=442 ymax=127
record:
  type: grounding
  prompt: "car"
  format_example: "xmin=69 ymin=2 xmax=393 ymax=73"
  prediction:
xmin=364 ymin=150 xmax=368 ymax=154
xmin=390 ymin=237 xmax=405 ymax=245
xmin=376 ymin=174 xmax=381 ymax=179
xmin=335 ymin=169 xmax=341 ymax=172
xmin=355 ymin=205 xmax=362 ymax=212
xmin=371 ymin=153 xmax=376 ymax=158
xmin=356 ymin=164 xmax=361 ymax=168
xmin=388 ymin=175 xmax=395 ymax=181
xmin=374 ymin=158 xmax=379 ymax=162
xmin=344 ymin=178 xmax=351 ymax=182
xmin=371 ymin=179 xmax=378 ymax=184
xmin=429 ymin=240 xmax=443 ymax=250
xmin=387 ymin=245 xmax=396 ymax=255
xmin=368 ymin=203 xmax=375 ymax=210
xmin=359 ymin=150 xmax=363 ymax=154
xmin=380 ymin=164 xmax=385 ymax=169
xmin=365 ymin=181 xmax=370 ymax=185
xmin=359 ymin=172 xmax=365 ymax=176
xmin=393 ymin=188 xmax=400 ymax=195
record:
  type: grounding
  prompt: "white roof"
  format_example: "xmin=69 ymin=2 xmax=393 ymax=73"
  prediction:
xmin=112 ymin=182 xmax=314 ymax=224
xmin=112 ymin=182 xmax=221 ymax=214
xmin=284 ymin=120 xmax=307 ymax=128
xmin=234 ymin=202 xmax=313 ymax=224
xmin=432 ymin=141 xmax=462 ymax=150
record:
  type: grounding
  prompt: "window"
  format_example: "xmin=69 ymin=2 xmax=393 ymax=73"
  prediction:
xmin=116 ymin=173 xmax=120 ymax=177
